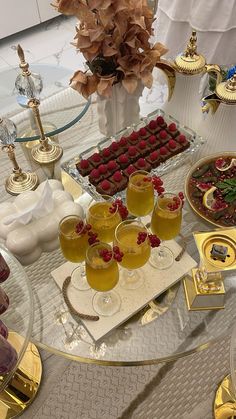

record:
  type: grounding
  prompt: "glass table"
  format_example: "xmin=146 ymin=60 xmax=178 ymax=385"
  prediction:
xmin=0 ymin=244 xmax=42 ymax=418
xmin=1 ymin=76 xmax=235 ymax=367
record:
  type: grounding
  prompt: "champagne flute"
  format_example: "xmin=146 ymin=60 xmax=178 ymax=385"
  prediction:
xmin=150 ymin=193 xmax=182 ymax=269
xmin=86 ymin=242 xmax=120 ymax=316
xmin=87 ymin=198 xmax=121 ymax=243
xmin=59 ymin=215 xmax=90 ymax=291
xmin=114 ymin=220 xmax=151 ymax=290
xmin=126 ymin=170 xmax=154 ymax=218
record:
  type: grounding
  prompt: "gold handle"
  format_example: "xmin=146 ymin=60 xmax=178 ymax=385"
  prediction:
xmin=205 ymin=64 xmax=222 ymax=86
xmin=155 ymin=60 xmax=176 ymax=101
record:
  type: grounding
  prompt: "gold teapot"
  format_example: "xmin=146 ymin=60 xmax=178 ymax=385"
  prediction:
xmin=201 ymin=73 xmax=236 ymax=154
xmin=156 ymin=30 xmax=221 ymax=131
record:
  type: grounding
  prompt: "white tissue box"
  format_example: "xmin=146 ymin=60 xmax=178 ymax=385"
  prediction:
xmin=0 ymin=180 xmax=84 ymax=265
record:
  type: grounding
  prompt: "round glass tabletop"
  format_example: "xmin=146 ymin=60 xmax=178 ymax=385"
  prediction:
xmin=0 ymin=244 xmax=34 ymax=392
xmin=0 ymin=63 xmax=90 ymax=142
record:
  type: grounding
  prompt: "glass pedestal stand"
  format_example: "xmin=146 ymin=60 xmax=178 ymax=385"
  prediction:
xmin=0 ymin=244 xmax=41 ymax=418
xmin=0 ymin=332 xmax=42 ymax=419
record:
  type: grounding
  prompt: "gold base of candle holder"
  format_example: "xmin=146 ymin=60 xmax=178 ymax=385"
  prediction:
xmin=214 ymin=374 xmax=236 ymax=418
xmin=31 ymin=139 xmax=63 ymax=165
xmin=183 ymin=268 xmax=225 ymax=311
xmin=0 ymin=332 xmax=42 ymax=419
xmin=5 ymin=171 xmax=39 ymax=195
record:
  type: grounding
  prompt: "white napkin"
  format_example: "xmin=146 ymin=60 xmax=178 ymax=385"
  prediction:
xmin=3 ymin=181 xmax=54 ymax=226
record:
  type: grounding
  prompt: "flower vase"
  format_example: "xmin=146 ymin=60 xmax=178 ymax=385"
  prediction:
xmin=97 ymin=81 xmax=144 ymax=137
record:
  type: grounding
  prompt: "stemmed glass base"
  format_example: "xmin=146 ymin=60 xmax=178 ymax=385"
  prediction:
xmin=71 ymin=263 xmax=90 ymax=291
xmin=120 ymin=269 xmax=144 ymax=290
xmin=93 ymin=290 xmax=121 ymax=316
xmin=149 ymin=245 xmax=174 ymax=270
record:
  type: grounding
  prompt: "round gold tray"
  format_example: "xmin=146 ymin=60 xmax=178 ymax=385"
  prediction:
xmin=185 ymin=152 xmax=236 ymax=228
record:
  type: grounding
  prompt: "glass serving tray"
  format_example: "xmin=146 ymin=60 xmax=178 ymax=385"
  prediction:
xmin=61 ymin=109 xmax=204 ymax=201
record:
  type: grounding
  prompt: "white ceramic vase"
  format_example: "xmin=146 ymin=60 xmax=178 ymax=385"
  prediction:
xmin=97 ymin=81 xmax=144 ymax=137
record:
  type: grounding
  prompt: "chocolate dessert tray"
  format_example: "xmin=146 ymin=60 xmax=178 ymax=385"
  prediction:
xmin=62 ymin=109 xmax=203 ymax=201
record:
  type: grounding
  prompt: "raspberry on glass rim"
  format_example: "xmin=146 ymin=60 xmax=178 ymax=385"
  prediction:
xmin=96 ymin=179 xmax=116 ymax=196
xmin=76 ymin=158 xmax=93 ymax=177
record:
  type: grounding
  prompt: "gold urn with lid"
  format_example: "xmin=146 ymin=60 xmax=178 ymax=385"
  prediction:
xmin=156 ymin=30 xmax=221 ymax=131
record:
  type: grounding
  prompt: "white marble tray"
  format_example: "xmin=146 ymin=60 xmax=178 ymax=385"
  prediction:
xmin=51 ymin=240 xmax=197 ymax=342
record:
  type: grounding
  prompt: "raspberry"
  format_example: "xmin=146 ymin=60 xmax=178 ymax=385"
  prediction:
xmin=80 ymin=159 xmax=89 ymax=169
xmin=168 ymin=139 xmax=177 ymax=149
xmin=148 ymin=234 xmax=161 ymax=248
xmin=75 ymin=221 xmax=84 ymax=234
xmin=130 ymin=131 xmax=139 ymax=141
xmin=110 ymin=142 xmax=118 ymax=151
xmin=119 ymin=137 xmax=127 ymax=146
xmin=92 ymin=153 xmax=101 ymax=162
xmin=148 ymin=135 xmax=156 ymax=144
xmin=138 ymin=140 xmax=146 ymax=149
xmin=90 ymin=169 xmax=100 ymax=179
xmin=128 ymin=146 xmax=137 ymax=156
xmin=100 ymin=180 xmax=110 ymax=190
xmin=150 ymin=151 xmax=159 ymax=161
xmin=103 ymin=148 xmax=111 ymax=157
xmin=139 ymin=127 xmax=147 ymax=136
xmin=160 ymin=146 xmax=168 ymax=155
xmin=178 ymin=134 xmax=186 ymax=144
xmin=159 ymin=130 xmax=167 ymax=139
xmin=137 ymin=231 xmax=148 ymax=244
xmin=148 ymin=120 xmax=157 ymax=130
xmin=168 ymin=123 xmax=177 ymax=132
xmin=126 ymin=165 xmax=136 ymax=175
xmin=119 ymin=154 xmax=128 ymax=163
xmin=107 ymin=160 xmax=117 ymax=170
xmin=156 ymin=116 xmax=165 ymax=125
xmin=113 ymin=171 xmax=122 ymax=182
xmin=137 ymin=158 xmax=145 ymax=167
xmin=98 ymin=164 xmax=107 ymax=174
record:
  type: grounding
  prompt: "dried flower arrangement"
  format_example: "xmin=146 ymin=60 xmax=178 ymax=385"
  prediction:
xmin=54 ymin=0 xmax=168 ymax=98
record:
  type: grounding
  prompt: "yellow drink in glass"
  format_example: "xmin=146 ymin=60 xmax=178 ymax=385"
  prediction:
xmin=126 ymin=170 xmax=154 ymax=217
xmin=115 ymin=221 xmax=151 ymax=269
xmin=87 ymin=201 xmax=121 ymax=243
xmin=59 ymin=215 xmax=88 ymax=263
xmin=86 ymin=243 xmax=119 ymax=292
xmin=86 ymin=242 xmax=121 ymax=316
xmin=151 ymin=194 xmax=182 ymax=240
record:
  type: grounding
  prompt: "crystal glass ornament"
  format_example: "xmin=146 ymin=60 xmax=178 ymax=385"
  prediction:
xmin=15 ymin=72 xmax=43 ymax=106
xmin=0 ymin=117 xmax=17 ymax=145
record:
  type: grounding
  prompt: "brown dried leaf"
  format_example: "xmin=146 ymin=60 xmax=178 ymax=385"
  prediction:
xmin=70 ymin=70 xmax=88 ymax=85
xmin=140 ymin=70 xmax=153 ymax=88
xmin=88 ymin=27 xmax=105 ymax=43
xmin=70 ymin=72 xmax=98 ymax=99
xmin=97 ymin=76 xmax=116 ymax=97
xmin=88 ymin=0 xmax=112 ymax=10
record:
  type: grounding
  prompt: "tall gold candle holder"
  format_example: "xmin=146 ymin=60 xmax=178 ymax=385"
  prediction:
xmin=0 ymin=117 xmax=38 ymax=195
xmin=183 ymin=229 xmax=236 ymax=311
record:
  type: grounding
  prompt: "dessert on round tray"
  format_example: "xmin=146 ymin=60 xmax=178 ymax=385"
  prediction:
xmin=185 ymin=153 xmax=236 ymax=227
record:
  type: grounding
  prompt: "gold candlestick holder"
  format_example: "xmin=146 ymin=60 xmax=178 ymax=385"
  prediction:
xmin=28 ymin=98 xmax=63 ymax=165
xmin=3 ymin=144 xmax=38 ymax=195
xmin=183 ymin=229 xmax=236 ymax=311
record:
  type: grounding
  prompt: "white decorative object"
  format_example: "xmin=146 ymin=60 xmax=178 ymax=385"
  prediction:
xmin=51 ymin=240 xmax=197 ymax=342
xmin=0 ymin=180 xmax=84 ymax=265
xmin=97 ymin=81 xmax=143 ymax=137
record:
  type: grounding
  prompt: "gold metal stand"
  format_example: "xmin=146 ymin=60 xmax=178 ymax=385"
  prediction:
xmin=3 ymin=144 xmax=38 ymax=195
xmin=28 ymin=99 xmax=63 ymax=165
xmin=0 ymin=332 xmax=42 ymax=418
xmin=214 ymin=374 xmax=236 ymax=419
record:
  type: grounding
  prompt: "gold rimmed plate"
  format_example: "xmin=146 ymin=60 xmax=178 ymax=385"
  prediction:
xmin=185 ymin=152 xmax=236 ymax=228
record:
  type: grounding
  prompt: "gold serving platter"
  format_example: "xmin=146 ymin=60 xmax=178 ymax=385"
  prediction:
xmin=185 ymin=152 xmax=236 ymax=228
